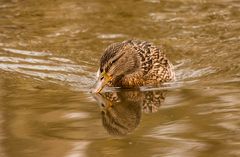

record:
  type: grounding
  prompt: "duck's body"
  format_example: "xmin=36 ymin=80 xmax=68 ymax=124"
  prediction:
xmin=93 ymin=40 xmax=175 ymax=92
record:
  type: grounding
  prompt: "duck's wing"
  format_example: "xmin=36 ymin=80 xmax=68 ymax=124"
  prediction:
xmin=126 ymin=40 xmax=175 ymax=83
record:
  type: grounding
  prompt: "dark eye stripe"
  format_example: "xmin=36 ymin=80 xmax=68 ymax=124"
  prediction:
xmin=111 ymin=52 xmax=124 ymax=64
xmin=105 ymin=52 xmax=125 ymax=72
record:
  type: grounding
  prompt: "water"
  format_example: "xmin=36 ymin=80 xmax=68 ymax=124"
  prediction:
xmin=0 ymin=0 xmax=239 ymax=157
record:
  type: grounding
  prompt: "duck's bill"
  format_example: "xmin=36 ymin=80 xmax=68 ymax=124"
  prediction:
xmin=91 ymin=77 xmax=108 ymax=93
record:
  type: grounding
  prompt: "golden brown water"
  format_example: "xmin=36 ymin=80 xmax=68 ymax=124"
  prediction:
xmin=0 ymin=0 xmax=240 ymax=157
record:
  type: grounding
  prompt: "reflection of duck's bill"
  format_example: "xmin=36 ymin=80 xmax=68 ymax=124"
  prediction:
xmin=91 ymin=92 xmax=101 ymax=102
xmin=91 ymin=92 xmax=106 ymax=107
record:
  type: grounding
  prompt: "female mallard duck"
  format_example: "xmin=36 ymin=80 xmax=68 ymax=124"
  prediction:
xmin=92 ymin=40 xmax=175 ymax=93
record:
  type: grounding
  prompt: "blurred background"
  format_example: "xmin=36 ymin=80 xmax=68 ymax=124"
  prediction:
xmin=0 ymin=0 xmax=239 ymax=157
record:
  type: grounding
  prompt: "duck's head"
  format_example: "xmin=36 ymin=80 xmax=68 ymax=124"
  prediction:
xmin=92 ymin=41 xmax=139 ymax=93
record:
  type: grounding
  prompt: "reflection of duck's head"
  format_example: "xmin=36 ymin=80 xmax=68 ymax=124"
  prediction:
xmin=93 ymin=92 xmax=142 ymax=136
xmin=92 ymin=90 xmax=167 ymax=136
xmin=92 ymin=40 xmax=175 ymax=93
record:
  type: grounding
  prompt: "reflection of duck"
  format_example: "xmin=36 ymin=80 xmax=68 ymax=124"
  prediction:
xmin=92 ymin=40 xmax=175 ymax=93
xmin=92 ymin=90 xmax=166 ymax=136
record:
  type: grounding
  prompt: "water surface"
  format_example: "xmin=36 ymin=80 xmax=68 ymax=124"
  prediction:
xmin=0 ymin=0 xmax=239 ymax=157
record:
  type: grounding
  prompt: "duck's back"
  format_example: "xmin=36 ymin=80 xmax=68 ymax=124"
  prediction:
xmin=121 ymin=40 xmax=175 ymax=87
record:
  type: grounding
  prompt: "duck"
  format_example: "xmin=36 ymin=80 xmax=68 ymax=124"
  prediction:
xmin=92 ymin=40 xmax=175 ymax=93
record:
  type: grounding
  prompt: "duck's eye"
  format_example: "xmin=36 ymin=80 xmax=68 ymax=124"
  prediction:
xmin=100 ymin=76 xmax=104 ymax=80
xmin=111 ymin=58 xmax=118 ymax=65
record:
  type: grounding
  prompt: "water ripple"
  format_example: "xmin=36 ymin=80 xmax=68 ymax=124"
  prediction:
xmin=0 ymin=48 xmax=95 ymax=91
xmin=3 ymin=48 xmax=52 ymax=56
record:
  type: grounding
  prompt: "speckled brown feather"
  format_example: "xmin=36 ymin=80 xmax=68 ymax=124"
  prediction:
xmin=100 ymin=40 xmax=175 ymax=88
